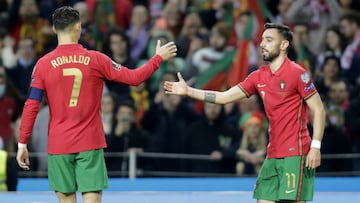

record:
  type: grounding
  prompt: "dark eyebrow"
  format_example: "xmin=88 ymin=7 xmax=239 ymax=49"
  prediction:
xmin=262 ymin=36 xmax=274 ymax=40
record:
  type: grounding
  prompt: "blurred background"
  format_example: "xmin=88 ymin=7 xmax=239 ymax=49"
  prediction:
xmin=0 ymin=0 xmax=360 ymax=194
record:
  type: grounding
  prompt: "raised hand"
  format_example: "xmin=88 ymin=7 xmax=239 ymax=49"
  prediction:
xmin=164 ymin=72 xmax=189 ymax=96
xmin=155 ymin=40 xmax=177 ymax=61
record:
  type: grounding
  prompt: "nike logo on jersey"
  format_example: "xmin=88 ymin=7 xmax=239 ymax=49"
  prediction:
xmin=285 ymin=189 xmax=296 ymax=194
xmin=257 ymin=84 xmax=266 ymax=88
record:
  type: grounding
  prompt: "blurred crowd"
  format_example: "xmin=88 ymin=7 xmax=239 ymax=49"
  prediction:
xmin=1 ymin=0 xmax=360 ymax=189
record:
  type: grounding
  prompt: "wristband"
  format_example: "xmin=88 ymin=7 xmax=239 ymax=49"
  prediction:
xmin=310 ymin=140 xmax=321 ymax=150
xmin=18 ymin=143 xmax=27 ymax=149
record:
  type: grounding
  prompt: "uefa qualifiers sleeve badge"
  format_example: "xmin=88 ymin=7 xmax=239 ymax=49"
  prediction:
xmin=300 ymin=72 xmax=311 ymax=84
xmin=111 ymin=60 xmax=122 ymax=71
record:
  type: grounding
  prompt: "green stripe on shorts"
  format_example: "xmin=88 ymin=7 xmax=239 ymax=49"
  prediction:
xmin=48 ymin=149 xmax=108 ymax=193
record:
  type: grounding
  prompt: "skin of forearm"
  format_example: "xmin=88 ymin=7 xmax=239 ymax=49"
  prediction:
xmin=311 ymin=108 xmax=326 ymax=142
xmin=187 ymin=86 xmax=221 ymax=104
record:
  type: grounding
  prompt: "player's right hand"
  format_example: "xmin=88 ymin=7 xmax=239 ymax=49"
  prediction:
xmin=155 ymin=40 xmax=177 ymax=61
xmin=16 ymin=147 xmax=30 ymax=170
xmin=164 ymin=72 xmax=188 ymax=96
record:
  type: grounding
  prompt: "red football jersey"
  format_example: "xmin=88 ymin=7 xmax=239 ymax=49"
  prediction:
xmin=20 ymin=44 xmax=162 ymax=154
xmin=239 ymin=58 xmax=317 ymax=158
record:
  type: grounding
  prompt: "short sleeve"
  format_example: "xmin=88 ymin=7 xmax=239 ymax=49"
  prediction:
xmin=297 ymin=70 xmax=317 ymax=100
xmin=238 ymin=70 xmax=258 ymax=97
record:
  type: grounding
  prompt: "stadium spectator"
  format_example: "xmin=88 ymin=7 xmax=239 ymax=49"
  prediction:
xmin=316 ymin=101 xmax=353 ymax=173
xmin=339 ymin=11 xmax=360 ymax=86
xmin=0 ymin=64 xmax=17 ymax=152
xmin=103 ymin=27 xmax=136 ymax=97
xmin=185 ymin=102 xmax=240 ymax=174
xmin=7 ymin=0 xmax=53 ymax=56
xmin=236 ymin=111 xmax=268 ymax=175
xmin=176 ymin=12 xmax=204 ymax=58
xmin=273 ymin=0 xmax=292 ymax=24
xmin=101 ymin=93 xmax=118 ymax=137
xmin=314 ymin=55 xmax=343 ymax=99
xmin=105 ymin=100 xmax=149 ymax=176
xmin=141 ymin=71 xmax=198 ymax=173
xmin=0 ymin=28 xmax=17 ymax=68
xmin=85 ymin=0 xmax=133 ymax=50
xmin=185 ymin=22 xmax=233 ymax=83
xmin=285 ymin=0 xmax=341 ymax=55
xmin=129 ymin=82 xmax=151 ymax=128
xmin=127 ymin=4 xmax=150 ymax=62
xmin=73 ymin=1 xmax=94 ymax=49
xmin=316 ymin=26 xmax=347 ymax=73
xmin=287 ymin=22 xmax=317 ymax=74
xmin=6 ymin=37 xmax=36 ymax=100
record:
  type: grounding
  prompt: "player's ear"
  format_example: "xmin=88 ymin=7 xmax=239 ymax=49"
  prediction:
xmin=280 ymin=40 xmax=289 ymax=51
xmin=74 ymin=22 xmax=81 ymax=31
xmin=52 ymin=26 xmax=57 ymax=34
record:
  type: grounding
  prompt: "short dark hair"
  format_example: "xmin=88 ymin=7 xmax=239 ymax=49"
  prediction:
xmin=340 ymin=10 xmax=360 ymax=26
xmin=103 ymin=27 xmax=130 ymax=57
xmin=117 ymin=99 xmax=136 ymax=112
xmin=322 ymin=55 xmax=342 ymax=76
xmin=264 ymin=23 xmax=293 ymax=51
xmin=52 ymin=6 xmax=80 ymax=31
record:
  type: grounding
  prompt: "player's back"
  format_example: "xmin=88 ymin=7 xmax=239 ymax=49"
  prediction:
xmin=34 ymin=44 xmax=106 ymax=154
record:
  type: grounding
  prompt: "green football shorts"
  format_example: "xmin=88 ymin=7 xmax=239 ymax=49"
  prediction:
xmin=253 ymin=155 xmax=315 ymax=201
xmin=48 ymin=149 xmax=108 ymax=193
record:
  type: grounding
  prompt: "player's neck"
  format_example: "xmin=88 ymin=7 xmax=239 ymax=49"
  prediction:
xmin=57 ymin=34 xmax=79 ymax=45
xmin=269 ymin=55 xmax=286 ymax=73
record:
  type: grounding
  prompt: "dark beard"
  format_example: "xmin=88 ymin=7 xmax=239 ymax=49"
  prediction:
xmin=263 ymin=49 xmax=280 ymax=62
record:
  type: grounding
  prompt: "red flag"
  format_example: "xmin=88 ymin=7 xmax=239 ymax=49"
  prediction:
xmin=227 ymin=13 xmax=254 ymax=87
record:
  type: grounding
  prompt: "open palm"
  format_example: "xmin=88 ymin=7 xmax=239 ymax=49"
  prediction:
xmin=164 ymin=72 xmax=188 ymax=96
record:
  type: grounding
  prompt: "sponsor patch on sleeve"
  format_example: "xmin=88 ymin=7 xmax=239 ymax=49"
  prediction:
xmin=111 ymin=60 xmax=122 ymax=71
xmin=304 ymin=83 xmax=315 ymax=92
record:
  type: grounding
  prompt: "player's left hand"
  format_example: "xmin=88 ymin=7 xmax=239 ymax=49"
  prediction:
xmin=155 ymin=40 xmax=177 ymax=61
xmin=16 ymin=147 xmax=30 ymax=170
xmin=306 ymin=148 xmax=321 ymax=169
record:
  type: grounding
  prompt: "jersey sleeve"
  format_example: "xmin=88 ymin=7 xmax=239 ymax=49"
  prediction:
xmin=238 ymin=71 xmax=258 ymax=97
xmin=30 ymin=62 xmax=45 ymax=90
xmin=296 ymin=70 xmax=317 ymax=100
xmin=95 ymin=52 xmax=163 ymax=86
xmin=19 ymin=61 xmax=45 ymax=144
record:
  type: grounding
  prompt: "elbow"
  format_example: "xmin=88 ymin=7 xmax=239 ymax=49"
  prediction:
xmin=216 ymin=95 xmax=229 ymax=105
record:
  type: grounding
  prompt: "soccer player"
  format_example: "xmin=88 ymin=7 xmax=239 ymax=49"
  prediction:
xmin=164 ymin=23 xmax=325 ymax=203
xmin=16 ymin=6 xmax=177 ymax=203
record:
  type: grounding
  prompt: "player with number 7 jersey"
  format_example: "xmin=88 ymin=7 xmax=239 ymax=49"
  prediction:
xmin=16 ymin=6 xmax=177 ymax=202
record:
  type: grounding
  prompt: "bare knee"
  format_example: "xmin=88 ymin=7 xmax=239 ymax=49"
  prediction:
xmin=82 ymin=191 xmax=102 ymax=203
xmin=55 ymin=192 xmax=76 ymax=203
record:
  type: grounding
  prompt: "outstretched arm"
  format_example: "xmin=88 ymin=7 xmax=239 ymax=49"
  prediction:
xmin=103 ymin=40 xmax=177 ymax=86
xmin=164 ymin=72 xmax=247 ymax=104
